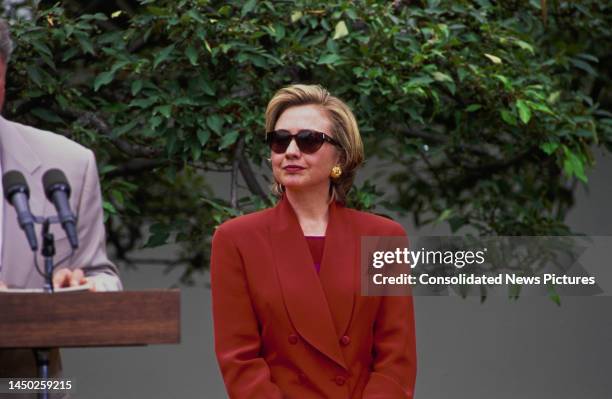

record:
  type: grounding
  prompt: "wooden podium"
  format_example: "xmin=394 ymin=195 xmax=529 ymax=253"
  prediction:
xmin=0 ymin=290 xmax=180 ymax=348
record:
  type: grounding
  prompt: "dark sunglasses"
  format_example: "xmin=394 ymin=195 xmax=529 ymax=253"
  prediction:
xmin=265 ymin=129 xmax=339 ymax=154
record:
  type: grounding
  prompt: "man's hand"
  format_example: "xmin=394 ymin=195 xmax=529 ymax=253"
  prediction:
xmin=52 ymin=268 xmax=96 ymax=291
xmin=0 ymin=281 xmax=6 ymax=290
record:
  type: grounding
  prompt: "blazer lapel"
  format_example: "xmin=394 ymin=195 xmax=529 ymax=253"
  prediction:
xmin=318 ymin=201 xmax=356 ymax=339
xmin=0 ymin=116 xmax=44 ymax=286
xmin=269 ymin=195 xmax=348 ymax=370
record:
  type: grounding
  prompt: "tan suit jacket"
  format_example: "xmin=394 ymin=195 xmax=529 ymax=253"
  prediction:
xmin=0 ymin=116 xmax=121 ymax=377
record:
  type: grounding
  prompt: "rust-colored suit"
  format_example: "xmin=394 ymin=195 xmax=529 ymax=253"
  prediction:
xmin=211 ymin=195 xmax=416 ymax=398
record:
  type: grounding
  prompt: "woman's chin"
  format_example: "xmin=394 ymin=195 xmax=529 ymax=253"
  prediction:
xmin=280 ymin=176 xmax=306 ymax=187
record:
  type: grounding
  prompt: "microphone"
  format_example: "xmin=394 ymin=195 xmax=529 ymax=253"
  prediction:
xmin=2 ymin=171 xmax=38 ymax=251
xmin=42 ymin=169 xmax=79 ymax=249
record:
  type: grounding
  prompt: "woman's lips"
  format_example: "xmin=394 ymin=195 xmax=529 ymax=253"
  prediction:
xmin=283 ymin=165 xmax=305 ymax=173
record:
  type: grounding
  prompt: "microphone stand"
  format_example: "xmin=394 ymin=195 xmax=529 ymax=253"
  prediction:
xmin=34 ymin=217 xmax=60 ymax=399
xmin=41 ymin=219 xmax=55 ymax=294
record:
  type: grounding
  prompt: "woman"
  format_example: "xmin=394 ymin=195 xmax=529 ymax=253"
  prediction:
xmin=211 ymin=84 xmax=416 ymax=398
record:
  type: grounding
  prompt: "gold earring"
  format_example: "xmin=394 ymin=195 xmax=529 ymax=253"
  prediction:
xmin=330 ymin=165 xmax=342 ymax=179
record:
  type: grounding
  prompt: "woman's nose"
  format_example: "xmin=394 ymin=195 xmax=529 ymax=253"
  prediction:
xmin=284 ymin=137 xmax=301 ymax=157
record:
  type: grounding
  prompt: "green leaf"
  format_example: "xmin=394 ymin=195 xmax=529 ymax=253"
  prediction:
xmin=569 ymin=58 xmax=596 ymax=76
xmin=129 ymin=97 xmax=158 ymax=109
xmin=99 ymin=165 xmax=118 ymax=175
xmin=547 ymin=91 xmax=561 ymax=104
xmin=516 ymin=100 xmax=532 ymax=124
xmin=204 ymin=40 xmax=212 ymax=54
xmin=291 ymin=11 xmax=303 ymax=23
xmin=540 ymin=142 xmax=559 ymax=155
xmin=575 ymin=129 xmax=594 ymax=138
xmin=102 ymin=200 xmax=117 ymax=215
xmin=111 ymin=189 xmax=125 ymax=207
xmin=149 ymin=116 xmax=162 ymax=129
xmin=156 ymin=104 xmax=172 ymax=118
xmin=526 ymin=101 xmax=554 ymax=115
xmin=197 ymin=129 xmax=210 ymax=146
xmin=30 ymin=40 xmax=52 ymax=58
xmin=154 ymin=45 xmax=175 ymax=69
xmin=484 ymin=53 xmax=502 ymax=64
xmin=81 ymin=13 xmax=108 ymax=21
xmin=493 ymin=74 xmax=512 ymax=90
xmin=131 ymin=79 xmax=143 ymax=95
xmin=514 ymin=39 xmax=534 ymax=54
xmin=466 ymin=104 xmax=482 ymax=112
xmin=317 ymin=53 xmax=341 ymax=65
xmin=206 ymin=115 xmax=224 ymax=135
xmin=563 ymin=147 xmax=588 ymax=183
xmin=547 ymin=286 xmax=561 ymax=306
xmin=31 ymin=108 xmax=62 ymax=123
xmin=432 ymin=72 xmax=453 ymax=82
xmin=201 ymin=80 xmax=215 ymax=96
xmin=218 ymin=5 xmax=232 ymax=17
xmin=113 ymin=119 xmax=139 ymax=137
xmin=272 ymin=24 xmax=286 ymax=41
xmin=94 ymin=71 xmax=114 ymax=91
xmin=192 ymin=143 xmax=202 ymax=160
xmin=144 ymin=230 xmax=170 ymax=248
xmin=219 ymin=131 xmax=239 ymax=150
xmin=405 ymin=76 xmax=434 ymax=88
xmin=500 ymin=109 xmax=517 ymax=126
xmin=26 ymin=65 xmax=43 ymax=87
xmin=186 ymin=9 xmax=204 ymax=23
xmin=436 ymin=209 xmax=452 ymax=223
xmin=333 ymin=20 xmax=349 ymax=40
xmin=241 ymin=0 xmax=257 ymax=17
xmin=76 ymin=34 xmax=95 ymax=55
xmin=186 ymin=45 xmax=198 ymax=65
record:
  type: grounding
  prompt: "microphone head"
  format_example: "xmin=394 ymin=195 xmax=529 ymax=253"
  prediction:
xmin=3 ymin=170 xmax=30 ymax=201
xmin=42 ymin=169 xmax=71 ymax=200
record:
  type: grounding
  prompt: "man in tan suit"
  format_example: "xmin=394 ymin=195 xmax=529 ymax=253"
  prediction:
xmin=0 ymin=19 xmax=121 ymax=377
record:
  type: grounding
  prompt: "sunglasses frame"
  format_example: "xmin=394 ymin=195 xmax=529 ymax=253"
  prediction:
xmin=265 ymin=129 xmax=340 ymax=154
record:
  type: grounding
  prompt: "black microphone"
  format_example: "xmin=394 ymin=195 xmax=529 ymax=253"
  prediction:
xmin=42 ymin=169 xmax=79 ymax=249
xmin=2 ymin=171 xmax=38 ymax=251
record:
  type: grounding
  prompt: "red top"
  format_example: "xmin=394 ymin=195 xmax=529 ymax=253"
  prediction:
xmin=305 ymin=236 xmax=325 ymax=273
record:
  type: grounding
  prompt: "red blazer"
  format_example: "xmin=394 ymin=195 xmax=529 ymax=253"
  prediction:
xmin=210 ymin=195 xmax=416 ymax=398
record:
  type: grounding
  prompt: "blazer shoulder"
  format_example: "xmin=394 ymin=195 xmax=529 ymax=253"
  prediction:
xmin=12 ymin=120 xmax=93 ymax=164
xmin=343 ymin=206 xmax=407 ymax=236
xmin=215 ymin=206 xmax=275 ymax=236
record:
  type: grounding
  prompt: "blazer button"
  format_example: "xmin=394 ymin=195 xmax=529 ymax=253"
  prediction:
xmin=334 ymin=375 xmax=346 ymax=386
xmin=288 ymin=334 xmax=298 ymax=345
xmin=340 ymin=335 xmax=351 ymax=346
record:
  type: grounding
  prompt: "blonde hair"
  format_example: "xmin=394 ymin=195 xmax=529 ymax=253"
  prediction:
xmin=265 ymin=84 xmax=364 ymax=203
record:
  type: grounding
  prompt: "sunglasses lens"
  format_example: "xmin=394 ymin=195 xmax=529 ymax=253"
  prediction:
xmin=268 ymin=131 xmax=292 ymax=153
xmin=267 ymin=130 xmax=327 ymax=154
xmin=296 ymin=130 xmax=324 ymax=154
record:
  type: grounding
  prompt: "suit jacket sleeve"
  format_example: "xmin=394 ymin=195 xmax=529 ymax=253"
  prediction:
xmin=362 ymin=223 xmax=417 ymax=398
xmin=210 ymin=226 xmax=283 ymax=399
xmin=70 ymin=150 xmax=121 ymax=291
